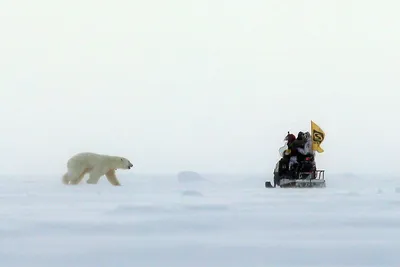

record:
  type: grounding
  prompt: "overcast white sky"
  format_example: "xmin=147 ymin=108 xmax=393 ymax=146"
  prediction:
xmin=0 ymin=0 xmax=399 ymax=176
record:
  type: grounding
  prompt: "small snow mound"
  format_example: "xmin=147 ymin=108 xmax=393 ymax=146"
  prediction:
xmin=177 ymin=171 xmax=207 ymax=183
xmin=342 ymin=172 xmax=358 ymax=178
xmin=184 ymin=204 xmax=229 ymax=211
xmin=107 ymin=204 xmax=168 ymax=215
xmin=395 ymin=187 xmax=400 ymax=193
xmin=335 ymin=191 xmax=360 ymax=196
xmin=181 ymin=190 xmax=203 ymax=197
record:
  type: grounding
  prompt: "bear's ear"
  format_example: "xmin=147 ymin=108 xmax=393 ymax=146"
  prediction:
xmin=120 ymin=158 xmax=123 ymax=161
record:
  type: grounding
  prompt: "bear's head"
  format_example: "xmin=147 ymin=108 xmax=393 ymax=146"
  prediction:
xmin=117 ymin=157 xmax=134 ymax=170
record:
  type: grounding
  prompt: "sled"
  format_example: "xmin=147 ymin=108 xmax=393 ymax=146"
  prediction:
xmin=265 ymin=169 xmax=326 ymax=188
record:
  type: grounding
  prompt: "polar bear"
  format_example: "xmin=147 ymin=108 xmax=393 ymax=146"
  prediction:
xmin=62 ymin=152 xmax=133 ymax=186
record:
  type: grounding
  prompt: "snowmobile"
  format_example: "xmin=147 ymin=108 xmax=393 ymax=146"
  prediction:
xmin=265 ymin=125 xmax=326 ymax=188
xmin=265 ymin=154 xmax=326 ymax=188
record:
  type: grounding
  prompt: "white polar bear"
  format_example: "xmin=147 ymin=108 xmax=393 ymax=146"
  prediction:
xmin=62 ymin=152 xmax=133 ymax=186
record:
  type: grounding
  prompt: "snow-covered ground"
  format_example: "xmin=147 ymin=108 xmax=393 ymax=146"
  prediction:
xmin=0 ymin=173 xmax=399 ymax=267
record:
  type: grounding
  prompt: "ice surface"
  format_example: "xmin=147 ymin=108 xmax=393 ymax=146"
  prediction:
xmin=0 ymin=173 xmax=399 ymax=267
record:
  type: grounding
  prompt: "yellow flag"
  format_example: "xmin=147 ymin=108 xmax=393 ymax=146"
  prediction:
xmin=311 ymin=120 xmax=325 ymax=153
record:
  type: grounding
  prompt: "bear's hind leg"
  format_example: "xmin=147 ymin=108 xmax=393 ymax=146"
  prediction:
xmin=62 ymin=172 xmax=70 ymax=185
xmin=86 ymin=168 xmax=104 ymax=184
xmin=105 ymin=169 xmax=121 ymax=186
xmin=62 ymin=168 xmax=81 ymax=185
xmin=67 ymin=167 xmax=86 ymax=185
xmin=70 ymin=168 xmax=91 ymax=185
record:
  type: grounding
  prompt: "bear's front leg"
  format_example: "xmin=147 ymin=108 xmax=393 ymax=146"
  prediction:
xmin=86 ymin=168 xmax=104 ymax=184
xmin=105 ymin=169 xmax=121 ymax=186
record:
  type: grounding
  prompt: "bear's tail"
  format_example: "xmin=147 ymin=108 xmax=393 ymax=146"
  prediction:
xmin=62 ymin=172 xmax=70 ymax=185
